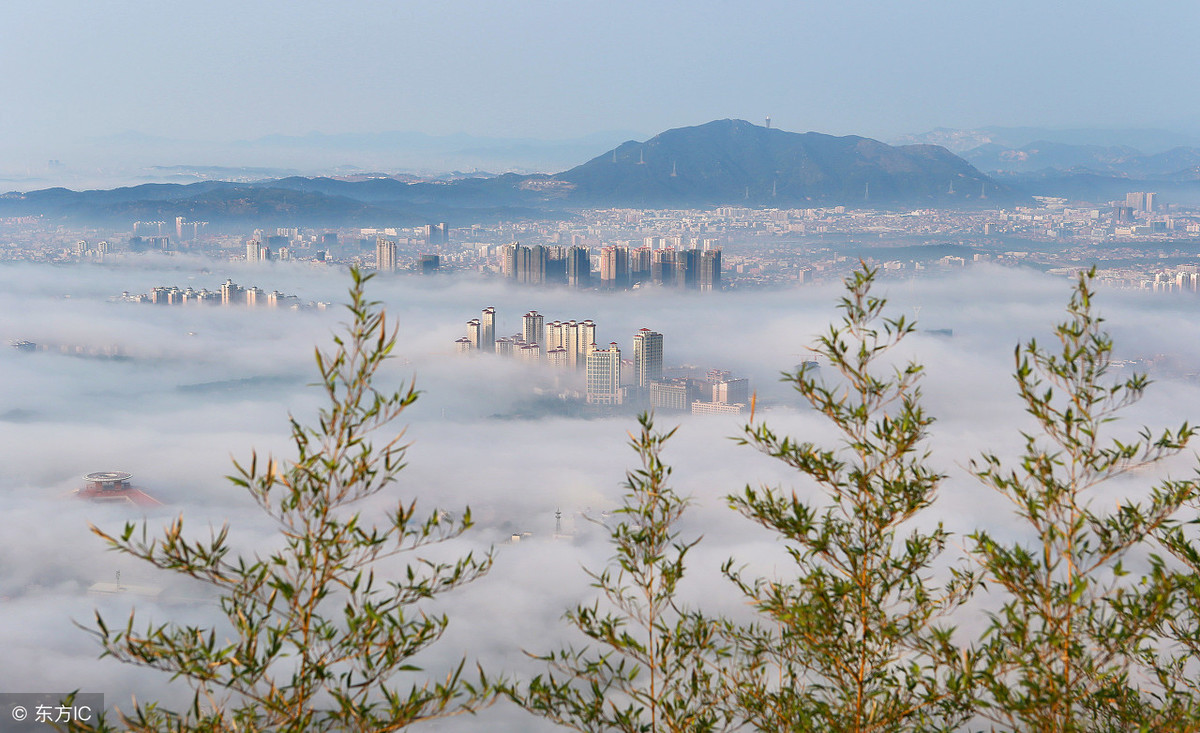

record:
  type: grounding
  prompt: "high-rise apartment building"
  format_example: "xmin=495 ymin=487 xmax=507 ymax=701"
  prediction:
xmin=586 ymin=343 xmax=622 ymax=405
xmin=650 ymin=380 xmax=690 ymax=411
xmin=651 ymin=248 xmax=676 ymax=286
xmin=465 ymin=319 xmax=482 ymax=350
xmin=544 ymin=247 xmax=568 ymax=284
xmin=676 ymin=248 xmax=699 ymax=289
xmin=220 ymin=278 xmax=245 ymax=305
xmin=633 ymin=328 xmax=663 ymax=388
xmin=713 ymin=378 xmax=749 ymax=405
xmin=523 ymin=311 xmax=545 ymax=351
xmin=1124 ymin=191 xmax=1159 ymax=213
xmin=246 ymin=240 xmax=263 ymax=263
xmin=245 ymin=287 xmax=265 ymax=307
xmin=699 ymin=249 xmax=722 ymax=291
xmin=501 ymin=243 xmax=518 ymax=279
xmin=599 ymin=245 xmax=630 ymax=290
xmin=576 ymin=320 xmax=596 ymax=369
xmin=543 ymin=319 xmax=595 ymax=369
xmin=566 ymin=246 xmax=591 ymax=288
xmin=502 ymin=243 xmax=548 ymax=284
xmin=544 ymin=320 xmax=564 ymax=353
xmin=375 ymin=237 xmax=397 ymax=272
xmin=424 ymin=222 xmax=449 ymax=246
xmin=480 ymin=307 xmax=496 ymax=354
xmin=417 ymin=254 xmax=440 ymax=273
xmin=526 ymin=244 xmax=548 ymax=284
xmin=630 ymin=246 xmax=652 ymax=285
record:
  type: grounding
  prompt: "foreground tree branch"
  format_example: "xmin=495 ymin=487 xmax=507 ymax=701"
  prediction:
xmin=971 ymin=267 xmax=1200 ymax=732
xmin=514 ymin=414 xmax=734 ymax=733
xmin=725 ymin=265 xmax=977 ymax=733
xmin=83 ymin=268 xmax=496 ymax=733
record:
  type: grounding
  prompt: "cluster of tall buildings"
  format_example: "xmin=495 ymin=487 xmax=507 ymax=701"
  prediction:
xmin=75 ymin=240 xmax=112 ymax=259
xmin=500 ymin=244 xmax=591 ymax=286
xmin=246 ymin=240 xmax=276 ymax=263
xmin=456 ymin=308 xmax=615 ymax=402
xmin=600 ymin=245 xmax=722 ymax=291
xmin=243 ymin=229 xmax=329 ymax=263
xmin=375 ymin=237 xmax=397 ymax=272
xmin=455 ymin=308 xmax=747 ymax=412
xmin=120 ymin=279 xmax=309 ymax=308
xmin=132 ymin=218 xmax=208 ymax=241
xmin=375 ymin=236 xmax=441 ymax=273
xmin=499 ymin=242 xmax=720 ymax=291
xmin=1125 ymin=191 xmax=1158 ymax=213
xmin=424 ymin=223 xmax=450 ymax=246
xmin=457 ymin=309 xmax=598 ymax=369
xmin=1112 ymin=192 xmax=1161 ymax=224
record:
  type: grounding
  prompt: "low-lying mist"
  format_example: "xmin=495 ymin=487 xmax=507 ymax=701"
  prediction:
xmin=3 ymin=257 xmax=1200 ymax=731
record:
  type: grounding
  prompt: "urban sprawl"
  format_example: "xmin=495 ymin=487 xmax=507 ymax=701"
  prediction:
xmin=6 ymin=192 xmax=1200 ymax=293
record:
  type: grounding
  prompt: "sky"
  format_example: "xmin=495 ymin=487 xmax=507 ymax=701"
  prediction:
xmin=4 ymin=259 xmax=1200 ymax=730
xmin=3 ymin=0 xmax=1200 ymax=155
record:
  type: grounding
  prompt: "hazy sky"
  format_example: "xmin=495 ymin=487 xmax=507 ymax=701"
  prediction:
xmin=3 ymin=0 xmax=1199 ymax=149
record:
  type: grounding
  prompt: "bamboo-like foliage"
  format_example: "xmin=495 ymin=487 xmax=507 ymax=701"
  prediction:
xmin=514 ymin=413 xmax=734 ymax=733
xmin=1156 ymin=499 xmax=1200 ymax=725
xmin=82 ymin=269 xmax=495 ymax=732
xmin=970 ymin=267 xmax=1200 ymax=732
xmin=724 ymin=266 xmax=976 ymax=732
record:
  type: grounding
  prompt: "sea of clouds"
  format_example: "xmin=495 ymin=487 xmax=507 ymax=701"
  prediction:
xmin=3 ymin=256 xmax=1199 ymax=731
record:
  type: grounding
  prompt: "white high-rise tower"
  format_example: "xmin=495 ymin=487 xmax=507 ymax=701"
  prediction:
xmin=633 ymin=328 xmax=663 ymax=388
xmin=481 ymin=307 xmax=496 ymax=353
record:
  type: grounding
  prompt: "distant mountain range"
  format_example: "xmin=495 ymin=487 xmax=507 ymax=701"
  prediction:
xmin=963 ymin=142 xmax=1194 ymax=176
xmin=549 ymin=119 xmax=1002 ymax=205
xmin=901 ymin=127 xmax=1200 ymax=178
xmin=892 ymin=126 xmax=1200 ymax=204
xmin=0 ymin=120 xmax=1014 ymax=226
xmin=893 ymin=126 xmax=1200 ymax=155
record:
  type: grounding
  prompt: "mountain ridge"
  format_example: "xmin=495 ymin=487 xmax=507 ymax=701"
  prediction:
xmin=1 ymin=119 xmax=1013 ymax=224
xmin=552 ymin=119 xmax=1003 ymax=205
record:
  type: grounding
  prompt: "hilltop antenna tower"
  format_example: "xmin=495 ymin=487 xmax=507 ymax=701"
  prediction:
xmin=555 ymin=508 xmax=562 ymax=535
xmin=765 ymin=116 xmax=771 ymax=129
xmin=638 ymin=148 xmax=646 ymax=165
xmin=670 ymin=161 xmax=678 ymax=177
xmin=948 ymin=180 xmax=956 ymax=195
xmin=864 ymin=181 xmax=870 ymax=201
